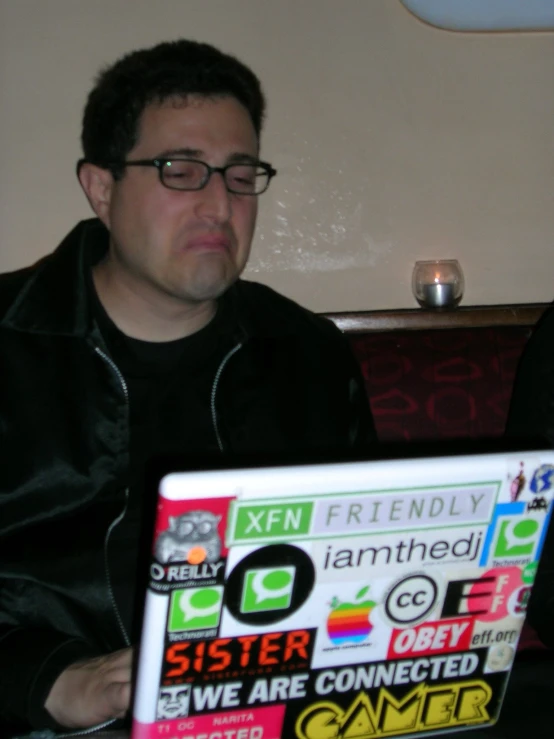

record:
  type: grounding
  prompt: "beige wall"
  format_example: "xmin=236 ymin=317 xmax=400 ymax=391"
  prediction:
xmin=1 ymin=0 xmax=553 ymax=311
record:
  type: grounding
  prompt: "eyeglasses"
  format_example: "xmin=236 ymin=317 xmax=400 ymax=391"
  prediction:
xmin=93 ymin=157 xmax=277 ymax=195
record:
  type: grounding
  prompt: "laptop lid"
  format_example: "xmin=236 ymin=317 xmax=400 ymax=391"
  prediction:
xmin=131 ymin=449 xmax=554 ymax=739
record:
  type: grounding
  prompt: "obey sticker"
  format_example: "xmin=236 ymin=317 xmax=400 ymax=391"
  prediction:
xmin=387 ymin=617 xmax=474 ymax=659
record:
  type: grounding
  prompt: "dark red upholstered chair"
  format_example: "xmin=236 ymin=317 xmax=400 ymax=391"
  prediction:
xmin=325 ymin=303 xmax=549 ymax=653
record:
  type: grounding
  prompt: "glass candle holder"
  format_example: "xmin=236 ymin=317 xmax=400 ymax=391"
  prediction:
xmin=412 ymin=259 xmax=464 ymax=310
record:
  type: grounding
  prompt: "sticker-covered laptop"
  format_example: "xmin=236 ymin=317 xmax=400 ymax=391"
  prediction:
xmin=131 ymin=450 xmax=554 ymax=739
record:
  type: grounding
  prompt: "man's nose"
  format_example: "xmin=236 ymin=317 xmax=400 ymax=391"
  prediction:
xmin=195 ymin=171 xmax=232 ymax=223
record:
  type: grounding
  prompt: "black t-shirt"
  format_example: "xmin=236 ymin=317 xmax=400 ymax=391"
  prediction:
xmin=90 ymin=277 xmax=234 ymax=638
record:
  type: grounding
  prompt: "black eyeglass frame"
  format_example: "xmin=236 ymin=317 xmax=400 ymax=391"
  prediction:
xmin=77 ymin=157 xmax=277 ymax=195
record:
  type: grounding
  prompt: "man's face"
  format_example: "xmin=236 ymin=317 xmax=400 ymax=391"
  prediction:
xmin=101 ymin=95 xmax=259 ymax=311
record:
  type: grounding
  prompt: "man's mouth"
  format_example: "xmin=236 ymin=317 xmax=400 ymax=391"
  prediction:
xmin=186 ymin=233 xmax=232 ymax=253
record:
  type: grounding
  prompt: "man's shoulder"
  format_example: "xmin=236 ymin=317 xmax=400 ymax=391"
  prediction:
xmin=0 ymin=264 xmax=38 ymax=319
xmin=523 ymin=302 xmax=554 ymax=357
xmin=0 ymin=219 xmax=105 ymax=329
xmin=535 ymin=303 xmax=554 ymax=333
xmin=233 ymin=279 xmax=342 ymax=343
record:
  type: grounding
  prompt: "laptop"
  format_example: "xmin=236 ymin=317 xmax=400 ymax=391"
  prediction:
xmin=130 ymin=449 xmax=554 ymax=739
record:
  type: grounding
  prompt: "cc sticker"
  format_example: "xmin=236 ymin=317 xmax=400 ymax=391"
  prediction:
xmin=383 ymin=572 xmax=440 ymax=627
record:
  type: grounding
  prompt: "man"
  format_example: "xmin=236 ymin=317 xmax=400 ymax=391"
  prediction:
xmin=0 ymin=39 xmax=375 ymax=735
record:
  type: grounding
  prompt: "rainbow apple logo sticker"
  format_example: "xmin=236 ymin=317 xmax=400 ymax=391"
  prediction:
xmin=327 ymin=586 xmax=376 ymax=644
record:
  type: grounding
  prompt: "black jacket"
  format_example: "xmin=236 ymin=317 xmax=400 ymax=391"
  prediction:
xmin=0 ymin=219 xmax=376 ymax=733
xmin=506 ymin=305 xmax=554 ymax=649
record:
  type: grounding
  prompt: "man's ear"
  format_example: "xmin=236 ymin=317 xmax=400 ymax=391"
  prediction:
xmin=77 ymin=162 xmax=114 ymax=227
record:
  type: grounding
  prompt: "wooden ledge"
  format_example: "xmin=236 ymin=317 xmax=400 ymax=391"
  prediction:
xmin=323 ymin=303 xmax=550 ymax=334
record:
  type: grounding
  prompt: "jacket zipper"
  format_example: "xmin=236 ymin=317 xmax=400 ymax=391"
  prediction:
xmin=94 ymin=346 xmax=131 ymax=648
xmin=55 ymin=341 xmax=242 ymax=737
xmin=45 ymin=716 xmax=118 ymax=737
xmin=210 ymin=341 xmax=243 ymax=451
xmin=17 ymin=349 xmax=130 ymax=738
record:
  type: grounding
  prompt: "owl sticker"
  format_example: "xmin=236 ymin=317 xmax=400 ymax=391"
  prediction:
xmin=155 ymin=510 xmax=222 ymax=564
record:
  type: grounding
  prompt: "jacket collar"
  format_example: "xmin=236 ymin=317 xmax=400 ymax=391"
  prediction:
xmin=2 ymin=218 xmax=108 ymax=337
xmin=1 ymin=218 xmax=266 ymax=341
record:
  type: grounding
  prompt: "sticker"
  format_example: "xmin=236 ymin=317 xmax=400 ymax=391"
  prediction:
xmin=163 ymin=630 xmax=314 ymax=682
xmin=312 ymin=486 xmax=495 ymax=535
xmin=522 ymin=561 xmax=538 ymax=584
xmin=133 ymin=704 xmax=285 ymax=739
xmin=507 ymin=583 xmax=532 ymax=617
xmin=154 ymin=497 xmax=233 ymax=560
xmin=388 ymin=617 xmax=473 ymax=659
xmin=315 ymin=527 xmax=484 ymax=580
xmin=529 ymin=464 xmax=554 ymax=496
xmin=296 ymin=680 xmax=492 ymax=739
xmin=241 ymin=566 xmax=296 ymax=614
xmin=470 ymin=625 xmax=520 ymax=649
xmin=383 ymin=573 xmax=440 ymax=627
xmin=225 ymin=544 xmax=315 ymax=625
xmin=494 ymin=519 xmax=540 ymax=558
xmin=486 ymin=643 xmax=515 ymax=673
xmin=229 ymin=501 xmax=314 ymax=543
xmin=168 ymin=586 xmax=224 ymax=632
xmin=508 ymin=462 xmax=527 ymax=502
xmin=479 ymin=502 xmax=546 ymax=567
xmin=310 ymin=580 xmax=391 ymax=668
xmin=156 ymin=684 xmax=191 ymax=720
xmin=326 ymin=586 xmax=376 ymax=645
xmin=442 ymin=567 xmax=522 ymax=622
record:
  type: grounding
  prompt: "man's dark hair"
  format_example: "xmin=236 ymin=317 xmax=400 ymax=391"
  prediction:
xmin=81 ymin=39 xmax=266 ymax=177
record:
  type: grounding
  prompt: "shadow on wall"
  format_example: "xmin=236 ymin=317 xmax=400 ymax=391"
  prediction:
xmin=400 ymin=0 xmax=554 ymax=32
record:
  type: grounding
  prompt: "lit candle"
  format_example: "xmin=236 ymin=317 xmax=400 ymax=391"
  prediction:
xmin=412 ymin=260 xmax=464 ymax=310
xmin=422 ymin=282 xmax=455 ymax=307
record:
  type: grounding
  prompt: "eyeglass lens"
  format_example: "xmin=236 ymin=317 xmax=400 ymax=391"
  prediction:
xmin=162 ymin=160 xmax=268 ymax=194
